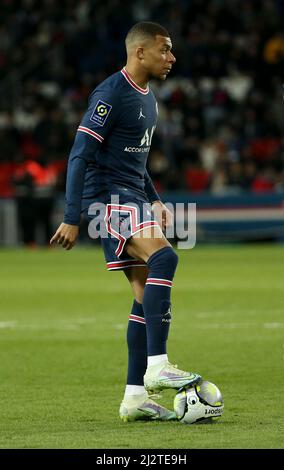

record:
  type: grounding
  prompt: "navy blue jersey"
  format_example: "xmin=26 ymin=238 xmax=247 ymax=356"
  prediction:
xmin=64 ymin=68 xmax=161 ymax=225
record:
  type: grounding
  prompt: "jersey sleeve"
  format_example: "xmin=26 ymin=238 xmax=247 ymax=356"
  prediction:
xmin=144 ymin=169 xmax=161 ymax=203
xmin=63 ymin=87 xmax=120 ymax=225
xmin=77 ymin=87 xmax=120 ymax=147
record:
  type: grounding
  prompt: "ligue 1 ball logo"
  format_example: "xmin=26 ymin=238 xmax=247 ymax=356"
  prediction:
xmin=97 ymin=104 xmax=108 ymax=116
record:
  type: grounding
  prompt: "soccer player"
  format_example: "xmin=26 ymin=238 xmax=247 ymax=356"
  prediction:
xmin=50 ymin=22 xmax=201 ymax=422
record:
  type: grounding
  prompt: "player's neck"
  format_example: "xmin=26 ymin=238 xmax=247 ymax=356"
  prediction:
xmin=124 ymin=64 xmax=149 ymax=90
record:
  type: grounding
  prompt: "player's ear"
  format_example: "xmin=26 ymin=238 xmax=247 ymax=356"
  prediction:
xmin=136 ymin=46 xmax=145 ymax=61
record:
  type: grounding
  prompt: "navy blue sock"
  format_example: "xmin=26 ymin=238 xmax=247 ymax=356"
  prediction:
xmin=126 ymin=300 xmax=147 ymax=385
xmin=143 ymin=246 xmax=178 ymax=356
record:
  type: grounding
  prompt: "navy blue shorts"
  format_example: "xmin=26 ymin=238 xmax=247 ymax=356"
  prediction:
xmin=81 ymin=188 xmax=160 ymax=271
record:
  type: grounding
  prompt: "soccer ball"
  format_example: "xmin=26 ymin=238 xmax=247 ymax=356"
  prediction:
xmin=174 ymin=380 xmax=224 ymax=424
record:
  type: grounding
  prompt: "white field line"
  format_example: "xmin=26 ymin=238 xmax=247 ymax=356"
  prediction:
xmin=263 ymin=322 xmax=284 ymax=329
xmin=193 ymin=322 xmax=255 ymax=329
xmin=194 ymin=322 xmax=284 ymax=329
xmin=0 ymin=317 xmax=97 ymax=331
xmin=0 ymin=319 xmax=283 ymax=330
xmin=195 ymin=309 xmax=284 ymax=318
xmin=0 ymin=321 xmax=17 ymax=329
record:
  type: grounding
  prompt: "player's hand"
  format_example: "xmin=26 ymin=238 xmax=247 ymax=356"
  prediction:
xmin=152 ymin=200 xmax=174 ymax=231
xmin=50 ymin=223 xmax=79 ymax=250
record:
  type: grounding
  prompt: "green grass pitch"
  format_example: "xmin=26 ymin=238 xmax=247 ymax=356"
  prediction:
xmin=0 ymin=244 xmax=283 ymax=449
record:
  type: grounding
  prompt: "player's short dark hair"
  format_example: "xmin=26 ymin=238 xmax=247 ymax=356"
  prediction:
xmin=125 ymin=22 xmax=170 ymax=47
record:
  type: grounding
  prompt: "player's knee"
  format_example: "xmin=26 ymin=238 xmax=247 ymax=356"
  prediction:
xmin=147 ymin=246 xmax=178 ymax=278
xmin=163 ymin=247 xmax=179 ymax=271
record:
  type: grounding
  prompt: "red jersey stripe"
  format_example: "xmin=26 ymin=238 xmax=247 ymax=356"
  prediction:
xmin=129 ymin=314 xmax=146 ymax=324
xmin=78 ymin=126 xmax=104 ymax=142
xmin=146 ymin=278 xmax=173 ymax=287
xmin=121 ymin=68 xmax=149 ymax=95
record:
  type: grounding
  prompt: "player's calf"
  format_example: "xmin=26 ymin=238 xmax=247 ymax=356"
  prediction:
xmin=141 ymin=246 xmax=202 ymax=392
xmin=142 ymin=246 xmax=178 ymax=356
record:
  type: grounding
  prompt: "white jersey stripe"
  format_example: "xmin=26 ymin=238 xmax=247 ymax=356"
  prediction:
xmin=147 ymin=278 xmax=173 ymax=283
xmin=129 ymin=314 xmax=146 ymax=324
xmin=107 ymin=263 xmax=146 ymax=271
xmin=121 ymin=68 xmax=149 ymax=95
xmin=146 ymin=282 xmax=172 ymax=288
xmin=146 ymin=278 xmax=173 ymax=287
xmin=78 ymin=126 xmax=104 ymax=143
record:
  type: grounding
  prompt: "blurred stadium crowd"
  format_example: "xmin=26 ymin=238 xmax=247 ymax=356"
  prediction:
xmin=0 ymin=0 xmax=284 ymax=243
